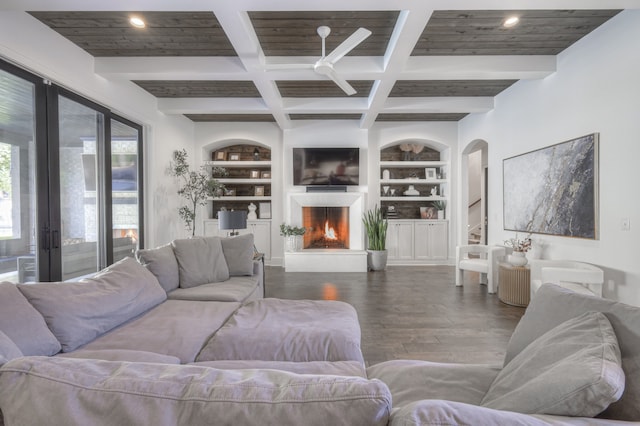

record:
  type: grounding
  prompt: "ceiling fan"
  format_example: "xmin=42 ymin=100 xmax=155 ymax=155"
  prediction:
xmin=266 ymin=25 xmax=372 ymax=96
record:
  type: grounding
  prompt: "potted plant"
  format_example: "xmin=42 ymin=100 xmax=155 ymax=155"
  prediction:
xmin=280 ymin=223 xmax=306 ymax=252
xmin=170 ymin=149 xmax=226 ymax=236
xmin=363 ymin=205 xmax=388 ymax=271
xmin=433 ymin=200 xmax=446 ymax=220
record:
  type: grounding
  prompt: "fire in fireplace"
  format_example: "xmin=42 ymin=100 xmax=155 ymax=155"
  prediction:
xmin=302 ymin=207 xmax=349 ymax=249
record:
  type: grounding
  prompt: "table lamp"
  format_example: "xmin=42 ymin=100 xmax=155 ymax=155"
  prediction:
xmin=218 ymin=210 xmax=247 ymax=236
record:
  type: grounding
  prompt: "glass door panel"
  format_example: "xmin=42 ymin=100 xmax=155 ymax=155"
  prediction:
xmin=0 ymin=68 xmax=38 ymax=283
xmin=111 ymin=119 xmax=140 ymax=262
xmin=58 ymin=96 xmax=104 ymax=280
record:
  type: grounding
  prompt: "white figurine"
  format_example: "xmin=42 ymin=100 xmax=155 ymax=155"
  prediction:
xmin=247 ymin=203 xmax=258 ymax=220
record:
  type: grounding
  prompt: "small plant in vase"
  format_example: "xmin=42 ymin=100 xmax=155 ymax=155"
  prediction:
xmin=504 ymin=234 xmax=532 ymax=266
xmin=280 ymin=223 xmax=306 ymax=252
xmin=432 ymin=200 xmax=446 ymax=220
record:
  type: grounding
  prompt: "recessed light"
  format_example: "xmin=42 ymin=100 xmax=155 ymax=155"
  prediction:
xmin=503 ymin=16 xmax=519 ymax=28
xmin=129 ymin=16 xmax=146 ymax=28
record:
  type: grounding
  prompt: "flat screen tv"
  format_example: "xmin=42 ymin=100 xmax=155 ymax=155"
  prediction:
xmin=293 ymin=147 xmax=359 ymax=186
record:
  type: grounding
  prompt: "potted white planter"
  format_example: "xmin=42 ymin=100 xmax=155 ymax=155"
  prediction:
xmin=363 ymin=205 xmax=389 ymax=271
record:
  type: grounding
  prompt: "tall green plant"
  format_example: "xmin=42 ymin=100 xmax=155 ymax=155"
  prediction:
xmin=170 ymin=149 xmax=226 ymax=236
xmin=363 ymin=205 xmax=388 ymax=251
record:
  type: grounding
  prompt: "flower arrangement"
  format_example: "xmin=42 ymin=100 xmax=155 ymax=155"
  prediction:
xmin=504 ymin=234 xmax=532 ymax=252
xmin=279 ymin=223 xmax=306 ymax=237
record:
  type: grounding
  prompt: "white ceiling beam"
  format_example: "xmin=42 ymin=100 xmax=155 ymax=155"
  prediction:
xmin=94 ymin=57 xmax=247 ymax=80
xmin=283 ymin=98 xmax=369 ymax=113
xmin=158 ymin=98 xmax=268 ymax=114
xmin=403 ymin=56 xmax=556 ymax=80
xmin=383 ymin=97 xmax=494 ymax=113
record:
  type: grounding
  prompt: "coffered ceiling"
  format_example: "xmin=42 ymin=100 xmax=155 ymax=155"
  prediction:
xmin=5 ymin=0 xmax=629 ymax=129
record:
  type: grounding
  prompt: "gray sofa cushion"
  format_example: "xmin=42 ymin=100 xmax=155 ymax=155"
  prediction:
xmin=0 ymin=357 xmax=392 ymax=426
xmin=57 ymin=349 xmax=181 ymax=364
xmin=505 ymin=284 xmax=640 ymax=421
xmin=196 ymin=298 xmax=364 ymax=363
xmin=192 ymin=360 xmax=367 ymax=377
xmin=221 ymin=233 xmax=255 ymax=276
xmin=167 ymin=275 xmax=260 ymax=303
xmin=367 ymin=360 xmax=501 ymax=407
xmin=18 ymin=257 xmax=167 ymax=352
xmin=81 ymin=300 xmax=240 ymax=363
xmin=135 ymin=244 xmax=179 ymax=292
xmin=391 ymin=400 xmax=552 ymax=426
xmin=0 ymin=330 xmax=23 ymax=366
xmin=0 ymin=282 xmax=61 ymax=356
xmin=483 ymin=311 xmax=624 ymax=417
xmin=172 ymin=237 xmax=230 ymax=288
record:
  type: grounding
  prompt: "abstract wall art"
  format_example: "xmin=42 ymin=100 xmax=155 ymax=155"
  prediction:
xmin=503 ymin=133 xmax=599 ymax=239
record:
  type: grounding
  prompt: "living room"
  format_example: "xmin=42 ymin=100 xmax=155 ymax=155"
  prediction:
xmin=1 ymin=1 xmax=637 ymax=305
xmin=1 ymin=1 xmax=640 ymax=424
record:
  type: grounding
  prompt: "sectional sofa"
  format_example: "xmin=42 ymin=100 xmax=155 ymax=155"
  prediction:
xmin=1 ymin=234 xmax=639 ymax=425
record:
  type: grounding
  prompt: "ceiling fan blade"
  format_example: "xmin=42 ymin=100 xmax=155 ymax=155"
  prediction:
xmin=264 ymin=63 xmax=315 ymax=70
xmin=324 ymin=27 xmax=372 ymax=64
xmin=325 ymin=67 xmax=356 ymax=96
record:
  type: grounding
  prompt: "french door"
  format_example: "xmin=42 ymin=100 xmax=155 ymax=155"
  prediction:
xmin=0 ymin=60 xmax=143 ymax=283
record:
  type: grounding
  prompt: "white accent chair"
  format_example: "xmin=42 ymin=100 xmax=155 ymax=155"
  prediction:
xmin=455 ymin=245 xmax=506 ymax=294
xmin=529 ymin=259 xmax=604 ymax=298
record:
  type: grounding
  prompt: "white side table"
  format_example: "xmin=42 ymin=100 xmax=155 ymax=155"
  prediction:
xmin=498 ymin=263 xmax=531 ymax=307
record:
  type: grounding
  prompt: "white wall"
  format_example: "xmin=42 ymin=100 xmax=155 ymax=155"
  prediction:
xmin=459 ymin=10 xmax=640 ymax=305
xmin=0 ymin=11 xmax=195 ymax=248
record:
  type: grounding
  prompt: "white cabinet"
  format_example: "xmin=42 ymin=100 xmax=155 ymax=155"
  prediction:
xmin=203 ymin=219 xmax=271 ymax=260
xmin=386 ymin=220 xmax=448 ymax=263
xmin=386 ymin=221 xmax=414 ymax=260
xmin=414 ymin=221 xmax=448 ymax=260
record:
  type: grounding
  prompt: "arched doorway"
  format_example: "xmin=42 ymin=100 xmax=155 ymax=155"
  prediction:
xmin=461 ymin=140 xmax=488 ymax=246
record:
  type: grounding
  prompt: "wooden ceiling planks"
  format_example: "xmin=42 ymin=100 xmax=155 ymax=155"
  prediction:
xmin=28 ymin=11 xmax=236 ymax=56
xmin=185 ymin=114 xmax=276 ymax=122
xmin=389 ymin=80 xmax=517 ymax=97
xmin=376 ymin=113 xmax=468 ymax=121
xmin=134 ymin=81 xmax=261 ymax=97
xmin=276 ymin=81 xmax=373 ymax=97
xmin=249 ymin=11 xmax=399 ymax=57
xmin=413 ymin=9 xmax=621 ymax=55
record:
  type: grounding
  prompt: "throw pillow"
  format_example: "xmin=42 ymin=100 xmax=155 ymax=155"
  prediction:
xmin=18 ymin=257 xmax=167 ymax=352
xmin=0 ymin=330 xmax=23 ymax=366
xmin=481 ymin=311 xmax=624 ymax=417
xmin=172 ymin=237 xmax=230 ymax=288
xmin=0 ymin=281 xmax=61 ymax=356
xmin=221 ymin=233 xmax=255 ymax=276
xmin=135 ymin=244 xmax=180 ymax=292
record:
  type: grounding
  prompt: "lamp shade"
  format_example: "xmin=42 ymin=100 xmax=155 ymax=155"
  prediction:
xmin=218 ymin=210 xmax=247 ymax=231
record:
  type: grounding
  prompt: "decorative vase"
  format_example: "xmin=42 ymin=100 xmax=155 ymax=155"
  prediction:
xmin=508 ymin=251 xmax=528 ymax=267
xmin=437 ymin=210 xmax=444 ymax=220
xmin=382 ymin=169 xmax=390 ymax=180
xmin=367 ymin=249 xmax=388 ymax=271
xmin=285 ymin=235 xmax=303 ymax=252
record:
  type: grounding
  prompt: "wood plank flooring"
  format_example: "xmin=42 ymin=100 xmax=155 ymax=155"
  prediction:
xmin=265 ymin=265 xmax=525 ymax=367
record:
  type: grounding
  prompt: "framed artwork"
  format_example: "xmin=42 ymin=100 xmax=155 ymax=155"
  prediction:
xmin=503 ymin=133 xmax=599 ymax=239
xmin=250 ymin=170 xmax=260 ymax=179
xmin=254 ymin=186 xmax=265 ymax=196
xmin=214 ymin=151 xmax=227 ymax=161
xmin=260 ymin=171 xmax=271 ymax=179
xmin=259 ymin=202 xmax=271 ymax=219
xmin=228 ymin=153 xmax=241 ymax=161
xmin=425 ymin=168 xmax=437 ymax=180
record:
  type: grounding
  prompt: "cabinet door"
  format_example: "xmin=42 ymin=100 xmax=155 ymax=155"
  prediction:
xmin=386 ymin=221 xmax=414 ymax=260
xmin=414 ymin=222 xmax=448 ymax=260
xmin=203 ymin=220 xmax=222 ymax=237
xmin=248 ymin=221 xmax=271 ymax=260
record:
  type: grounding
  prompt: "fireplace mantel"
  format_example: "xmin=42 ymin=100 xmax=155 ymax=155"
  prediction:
xmin=285 ymin=192 xmax=367 ymax=272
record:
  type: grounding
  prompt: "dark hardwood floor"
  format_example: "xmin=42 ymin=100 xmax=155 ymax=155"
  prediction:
xmin=265 ymin=265 xmax=525 ymax=367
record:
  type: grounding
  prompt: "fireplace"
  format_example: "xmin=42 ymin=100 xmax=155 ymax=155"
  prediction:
xmin=302 ymin=207 xmax=349 ymax=249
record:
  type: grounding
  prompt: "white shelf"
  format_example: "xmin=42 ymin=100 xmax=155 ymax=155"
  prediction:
xmin=217 ymin=178 xmax=271 ymax=184
xmin=381 ymin=179 xmax=448 ymax=184
xmin=380 ymin=161 xmax=447 ymax=168
xmin=209 ymin=196 xmax=272 ymax=201
xmin=381 ymin=196 xmax=446 ymax=201
xmin=204 ymin=160 xmax=271 ymax=168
